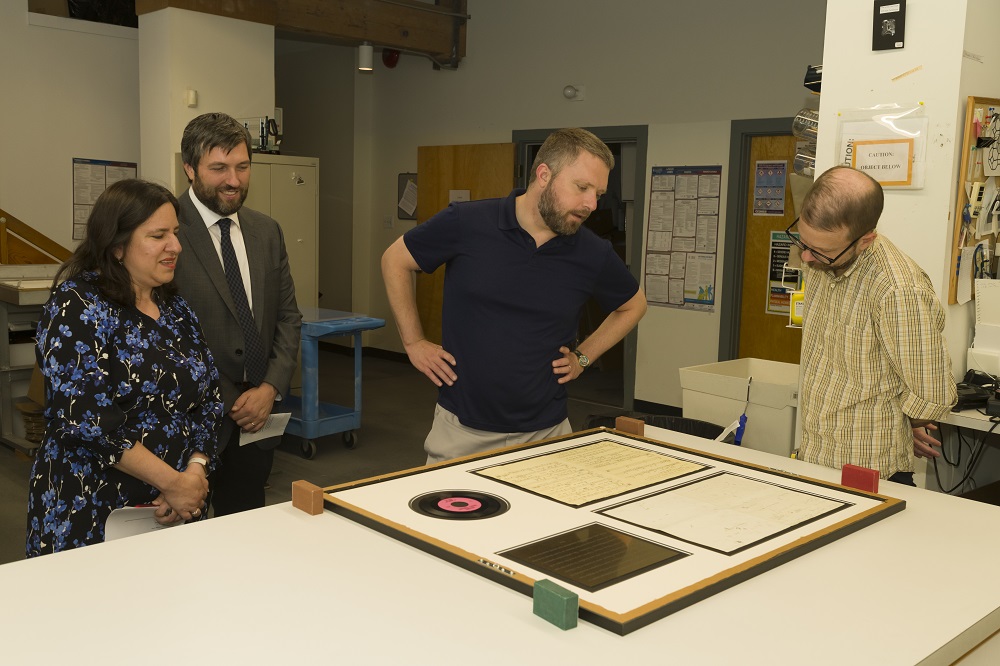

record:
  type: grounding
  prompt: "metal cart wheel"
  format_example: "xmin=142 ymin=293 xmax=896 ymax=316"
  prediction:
xmin=300 ymin=440 xmax=318 ymax=460
xmin=343 ymin=430 xmax=359 ymax=450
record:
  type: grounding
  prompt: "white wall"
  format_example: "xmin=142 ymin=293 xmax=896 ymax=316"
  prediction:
xmin=357 ymin=0 xmax=828 ymax=409
xmin=817 ymin=1 xmax=967 ymax=303
xmin=635 ymin=122 xmax=731 ymax=404
xmin=138 ymin=8 xmax=275 ymax=189
xmin=0 ymin=7 xmax=139 ymax=251
xmin=275 ymin=38 xmax=355 ymax=312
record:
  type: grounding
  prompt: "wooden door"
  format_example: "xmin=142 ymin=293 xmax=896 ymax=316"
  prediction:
xmin=415 ymin=143 xmax=516 ymax=343
xmin=737 ymin=135 xmax=802 ymax=363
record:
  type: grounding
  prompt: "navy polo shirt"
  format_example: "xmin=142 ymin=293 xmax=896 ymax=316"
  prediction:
xmin=404 ymin=189 xmax=639 ymax=433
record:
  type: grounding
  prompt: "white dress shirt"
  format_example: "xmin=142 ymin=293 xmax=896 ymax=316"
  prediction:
xmin=187 ymin=189 xmax=254 ymax=310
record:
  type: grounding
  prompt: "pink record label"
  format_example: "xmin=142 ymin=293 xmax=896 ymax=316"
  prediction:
xmin=437 ymin=497 xmax=482 ymax=512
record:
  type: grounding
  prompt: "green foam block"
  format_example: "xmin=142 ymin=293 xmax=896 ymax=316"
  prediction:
xmin=533 ymin=579 xmax=578 ymax=630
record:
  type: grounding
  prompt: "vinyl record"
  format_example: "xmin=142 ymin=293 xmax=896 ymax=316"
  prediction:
xmin=409 ymin=490 xmax=510 ymax=520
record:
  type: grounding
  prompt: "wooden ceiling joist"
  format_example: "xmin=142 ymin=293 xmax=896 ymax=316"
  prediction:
xmin=136 ymin=0 xmax=468 ymax=69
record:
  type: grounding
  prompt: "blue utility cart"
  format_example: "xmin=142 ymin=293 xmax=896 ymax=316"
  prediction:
xmin=284 ymin=308 xmax=385 ymax=459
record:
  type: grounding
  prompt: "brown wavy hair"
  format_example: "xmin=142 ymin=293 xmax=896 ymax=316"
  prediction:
xmin=54 ymin=179 xmax=179 ymax=308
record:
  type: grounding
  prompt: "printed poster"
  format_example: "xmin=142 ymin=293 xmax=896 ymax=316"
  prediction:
xmin=73 ymin=157 xmax=138 ymax=240
xmin=753 ymin=161 xmax=786 ymax=216
xmin=767 ymin=230 xmax=799 ymax=315
xmin=645 ymin=165 xmax=721 ymax=311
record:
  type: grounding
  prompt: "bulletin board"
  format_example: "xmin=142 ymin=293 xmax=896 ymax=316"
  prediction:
xmin=948 ymin=96 xmax=1000 ymax=304
xmin=397 ymin=172 xmax=418 ymax=220
xmin=323 ymin=428 xmax=903 ymax=635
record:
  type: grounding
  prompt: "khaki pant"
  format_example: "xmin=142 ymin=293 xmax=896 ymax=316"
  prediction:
xmin=424 ymin=404 xmax=572 ymax=464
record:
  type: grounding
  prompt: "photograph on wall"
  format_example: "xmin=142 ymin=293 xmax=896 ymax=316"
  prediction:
xmin=644 ymin=165 xmax=721 ymax=311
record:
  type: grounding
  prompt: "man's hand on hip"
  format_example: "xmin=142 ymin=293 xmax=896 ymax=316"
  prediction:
xmin=553 ymin=346 xmax=585 ymax=385
xmin=405 ymin=339 xmax=457 ymax=387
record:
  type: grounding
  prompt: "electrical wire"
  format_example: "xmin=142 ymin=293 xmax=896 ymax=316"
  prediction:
xmin=940 ymin=426 xmax=962 ymax=466
xmin=934 ymin=421 xmax=998 ymax=494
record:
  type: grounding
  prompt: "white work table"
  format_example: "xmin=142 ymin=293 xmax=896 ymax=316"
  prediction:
xmin=943 ymin=407 xmax=998 ymax=432
xmin=1 ymin=427 xmax=999 ymax=665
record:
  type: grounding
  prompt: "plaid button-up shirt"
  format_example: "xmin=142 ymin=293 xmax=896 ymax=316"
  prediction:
xmin=798 ymin=235 xmax=957 ymax=479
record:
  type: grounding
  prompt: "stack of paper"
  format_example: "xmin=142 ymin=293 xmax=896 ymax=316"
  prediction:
xmin=968 ymin=280 xmax=1000 ymax=375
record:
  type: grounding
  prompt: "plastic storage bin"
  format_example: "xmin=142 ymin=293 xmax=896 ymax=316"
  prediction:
xmin=679 ymin=358 xmax=799 ymax=457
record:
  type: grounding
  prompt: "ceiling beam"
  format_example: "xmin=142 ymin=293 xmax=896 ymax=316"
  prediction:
xmin=136 ymin=0 xmax=468 ymax=69
xmin=134 ymin=0 xmax=277 ymax=26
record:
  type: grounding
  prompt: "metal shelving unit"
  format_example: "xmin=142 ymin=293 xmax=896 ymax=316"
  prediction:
xmin=0 ymin=265 xmax=57 ymax=455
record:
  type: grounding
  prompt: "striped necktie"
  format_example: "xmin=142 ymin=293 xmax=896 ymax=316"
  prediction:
xmin=217 ymin=218 xmax=266 ymax=386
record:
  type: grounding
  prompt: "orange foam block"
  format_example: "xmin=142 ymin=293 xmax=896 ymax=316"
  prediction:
xmin=615 ymin=416 xmax=645 ymax=437
xmin=291 ymin=480 xmax=325 ymax=515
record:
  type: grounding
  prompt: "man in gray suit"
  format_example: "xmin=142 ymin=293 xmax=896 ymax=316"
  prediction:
xmin=174 ymin=112 xmax=302 ymax=516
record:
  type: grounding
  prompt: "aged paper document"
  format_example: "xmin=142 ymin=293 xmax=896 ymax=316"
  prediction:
xmin=476 ymin=440 xmax=705 ymax=506
xmin=603 ymin=473 xmax=846 ymax=553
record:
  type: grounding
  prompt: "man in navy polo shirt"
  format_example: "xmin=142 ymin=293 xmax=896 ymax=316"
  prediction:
xmin=382 ymin=128 xmax=647 ymax=463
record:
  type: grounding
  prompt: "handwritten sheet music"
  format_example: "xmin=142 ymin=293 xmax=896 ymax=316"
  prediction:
xmin=603 ymin=473 xmax=847 ymax=553
xmin=475 ymin=440 xmax=706 ymax=506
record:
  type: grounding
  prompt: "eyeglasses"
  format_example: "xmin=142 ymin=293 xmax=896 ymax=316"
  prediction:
xmin=785 ymin=217 xmax=863 ymax=266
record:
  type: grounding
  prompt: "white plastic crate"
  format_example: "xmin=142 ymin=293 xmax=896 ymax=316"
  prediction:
xmin=679 ymin=358 xmax=799 ymax=457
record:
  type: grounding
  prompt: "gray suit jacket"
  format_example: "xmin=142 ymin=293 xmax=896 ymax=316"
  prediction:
xmin=174 ymin=189 xmax=302 ymax=450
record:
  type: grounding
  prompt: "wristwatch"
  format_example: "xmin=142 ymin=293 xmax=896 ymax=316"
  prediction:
xmin=572 ymin=349 xmax=590 ymax=368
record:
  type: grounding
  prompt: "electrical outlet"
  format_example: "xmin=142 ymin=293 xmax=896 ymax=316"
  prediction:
xmin=383 ymin=215 xmax=393 ymax=229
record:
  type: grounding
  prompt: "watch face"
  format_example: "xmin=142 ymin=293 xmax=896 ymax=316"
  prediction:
xmin=576 ymin=352 xmax=590 ymax=367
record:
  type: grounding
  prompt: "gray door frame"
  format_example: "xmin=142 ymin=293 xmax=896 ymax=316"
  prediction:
xmin=511 ymin=125 xmax=648 ymax=409
xmin=718 ymin=117 xmax=794 ymax=361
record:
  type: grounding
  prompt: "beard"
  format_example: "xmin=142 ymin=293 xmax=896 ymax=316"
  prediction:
xmin=191 ymin=173 xmax=248 ymax=216
xmin=538 ymin=182 xmax=590 ymax=236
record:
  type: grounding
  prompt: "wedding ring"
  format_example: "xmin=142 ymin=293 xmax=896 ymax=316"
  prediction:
xmin=249 ymin=422 xmax=256 ymax=428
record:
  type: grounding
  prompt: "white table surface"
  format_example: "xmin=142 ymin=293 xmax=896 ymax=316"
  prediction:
xmin=2 ymin=427 xmax=999 ymax=665
xmin=943 ymin=408 xmax=998 ymax=432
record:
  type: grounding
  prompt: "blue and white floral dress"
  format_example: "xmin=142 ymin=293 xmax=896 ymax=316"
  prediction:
xmin=26 ymin=272 xmax=223 ymax=557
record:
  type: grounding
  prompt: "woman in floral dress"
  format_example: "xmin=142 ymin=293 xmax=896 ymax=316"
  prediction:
xmin=26 ymin=179 xmax=223 ymax=557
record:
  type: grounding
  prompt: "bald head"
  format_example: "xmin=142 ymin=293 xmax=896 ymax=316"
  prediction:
xmin=800 ymin=166 xmax=884 ymax=237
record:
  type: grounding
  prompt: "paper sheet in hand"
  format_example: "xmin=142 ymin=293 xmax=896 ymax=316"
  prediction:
xmin=105 ymin=507 xmax=179 ymax=541
xmin=239 ymin=412 xmax=291 ymax=446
